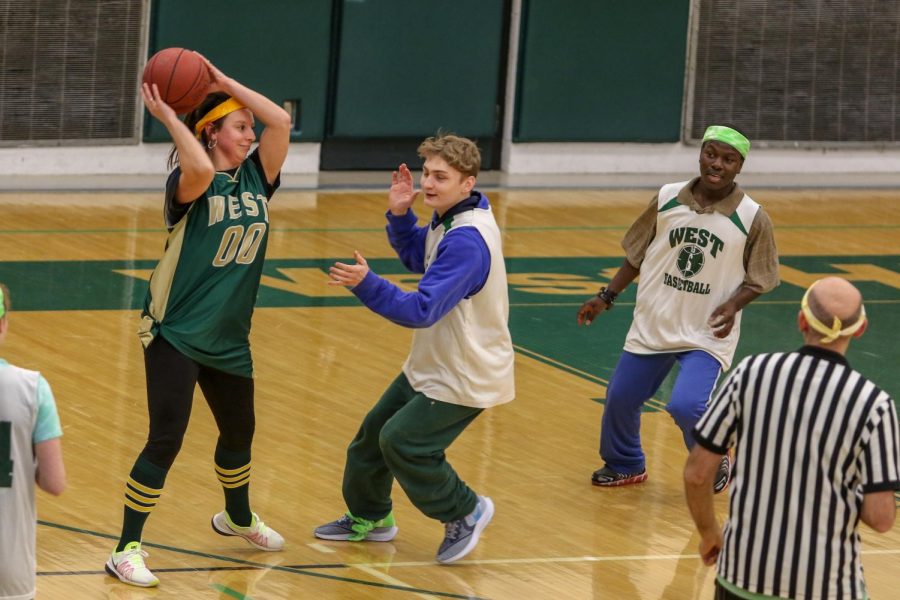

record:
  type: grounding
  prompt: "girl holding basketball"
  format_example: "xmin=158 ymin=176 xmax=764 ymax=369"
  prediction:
xmin=105 ymin=54 xmax=291 ymax=588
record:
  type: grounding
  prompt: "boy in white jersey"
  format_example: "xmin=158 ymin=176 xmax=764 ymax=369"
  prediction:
xmin=314 ymin=134 xmax=514 ymax=564
xmin=0 ymin=283 xmax=66 ymax=600
xmin=577 ymin=125 xmax=779 ymax=491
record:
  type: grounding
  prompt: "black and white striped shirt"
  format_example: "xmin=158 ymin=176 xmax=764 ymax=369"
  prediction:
xmin=694 ymin=346 xmax=900 ymax=600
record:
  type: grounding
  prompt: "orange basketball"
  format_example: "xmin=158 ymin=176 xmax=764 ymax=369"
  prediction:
xmin=142 ymin=48 xmax=211 ymax=114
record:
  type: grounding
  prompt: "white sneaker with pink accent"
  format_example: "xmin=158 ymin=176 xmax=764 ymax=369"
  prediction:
xmin=212 ymin=511 xmax=284 ymax=551
xmin=105 ymin=541 xmax=159 ymax=587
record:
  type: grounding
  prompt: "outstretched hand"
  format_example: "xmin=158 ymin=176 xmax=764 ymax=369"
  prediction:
xmin=388 ymin=163 xmax=420 ymax=216
xmin=140 ymin=82 xmax=177 ymax=123
xmin=329 ymin=250 xmax=370 ymax=288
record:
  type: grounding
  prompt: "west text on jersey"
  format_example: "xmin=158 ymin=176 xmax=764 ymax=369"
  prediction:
xmin=207 ymin=193 xmax=270 ymax=226
xmin=668 ymin=227 xmax=724 ymax=257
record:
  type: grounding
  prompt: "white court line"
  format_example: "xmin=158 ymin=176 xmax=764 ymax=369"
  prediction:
xmin=340 ymin=548 xmax=900 ymax=569
xmin=308 ymin=542 xmax=438 ymax=600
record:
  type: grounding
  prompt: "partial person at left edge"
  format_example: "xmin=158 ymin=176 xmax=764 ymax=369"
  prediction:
xmin=104 ymin=55 xmax=291 ymax=588
xmin=0 ymin=283 xmax=67 ymax=600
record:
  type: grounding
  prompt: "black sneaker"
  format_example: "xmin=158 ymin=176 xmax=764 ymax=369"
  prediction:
xmin=591 ymin=465 xmax=648 ymax=487
xmin=713 ymin=451 xmax=733 ymax=494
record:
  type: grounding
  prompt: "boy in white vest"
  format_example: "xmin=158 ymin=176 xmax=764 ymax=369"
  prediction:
xmin=315 ymin=134 xmax=514 ymax=564
xmin=577 ymin=125 xmax=779 ymax=492
xmin=0 ymin=283 xmax=66 ymax=600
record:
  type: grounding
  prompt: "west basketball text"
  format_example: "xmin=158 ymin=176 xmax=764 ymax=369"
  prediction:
xmin=662 ymin=272 xmax=711 ymax=294
xmin=668 ymin=227 xmax=724 ymax=257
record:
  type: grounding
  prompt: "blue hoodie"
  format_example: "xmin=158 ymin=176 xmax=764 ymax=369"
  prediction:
xmin=351 ymin=192 xmax=492 ymax=328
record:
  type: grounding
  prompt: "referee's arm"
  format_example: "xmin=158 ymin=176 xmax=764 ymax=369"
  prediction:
xmin=859 ymin=400 xmax=900 ymax=533
xmin=861 ymin=491 xmax=895 ymax=532
xmin=684 ymin=444 xmax=724 ymax=565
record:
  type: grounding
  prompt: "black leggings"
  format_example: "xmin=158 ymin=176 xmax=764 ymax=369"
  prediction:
xmin=140 ymin=335 xmax=255 ymax=470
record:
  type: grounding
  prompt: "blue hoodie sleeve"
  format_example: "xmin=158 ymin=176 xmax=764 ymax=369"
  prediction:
xmin=386 ymin=209 xmax=429 ymax=273
xmin=352 ymin=227 xmax=491 ymax=328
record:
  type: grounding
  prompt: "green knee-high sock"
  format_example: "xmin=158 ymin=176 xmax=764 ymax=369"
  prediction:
xmin=215 ymin=444 xmax=252 ymax=527
xmin=117 ymin=455 xmax=167 ymax=552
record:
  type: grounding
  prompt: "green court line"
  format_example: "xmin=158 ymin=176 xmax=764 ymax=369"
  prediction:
xmin=514 ymin=344 xmax=668 ymax=410
xmin=514 ymin=344 xmax=610 ymax=386
xmin=513 ymin=344 xmax=665 ymax=410
xmin=3 ymin=223 xmax=900 ymax=235
xmin=210 ymin=583 xmax=249 ymax=599
xmin=37 ymin=520 xmax=488 ymax=600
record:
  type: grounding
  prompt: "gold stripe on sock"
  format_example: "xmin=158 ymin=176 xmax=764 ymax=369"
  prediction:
xmin=125 ymin=490 xmax=157 ymax=509
xmin=127 ymin=477 xmax=163 ymax=496
xmin=124 ymin=496 xmax=155 ymax=513
xmin=216 ymin=469 xmax=250 ymax=484
xmin=218 ymin=475 xmax=250 ymax=489
xmin=126 ymin=481 xmax=161 ymax=500
xmin=215 ymin=462 xmax=251 ymax=477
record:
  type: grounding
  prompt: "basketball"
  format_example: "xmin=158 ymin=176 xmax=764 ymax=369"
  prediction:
xmin=142 ymin=48 xmax=211 ymax=114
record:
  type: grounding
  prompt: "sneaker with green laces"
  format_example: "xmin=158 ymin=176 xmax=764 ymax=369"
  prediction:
xmin=105 ymin=541 xmax=159 ymax=587
xmin=314 ymin=511 xmax=398 ymax=542
xmin=211 ymin=511 xmax=284 ymax=551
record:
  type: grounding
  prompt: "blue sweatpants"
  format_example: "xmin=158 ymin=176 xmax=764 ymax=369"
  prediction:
xmin=599 ymin=350 xmax=722 ymax=473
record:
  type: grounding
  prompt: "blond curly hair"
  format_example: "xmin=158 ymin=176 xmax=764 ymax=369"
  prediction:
xmin=417 ymin=133 xmax=481 ymax=178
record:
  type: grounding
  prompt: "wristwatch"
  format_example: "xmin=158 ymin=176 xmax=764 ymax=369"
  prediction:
xmin=597 ymin=286 xmax=618 ymax=307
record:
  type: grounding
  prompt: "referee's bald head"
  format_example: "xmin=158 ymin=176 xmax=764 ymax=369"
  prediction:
xmin=800 ymin=277 xmax=867 ymax=347
xmin=808 ymin=277 xmax=863 ymax=324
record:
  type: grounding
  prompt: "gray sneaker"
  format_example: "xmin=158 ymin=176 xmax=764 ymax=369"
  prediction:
xmin=314 ymin=512 xmax=398 ymax=542
xmin=436 ymin=496 xmax=494 ymax=564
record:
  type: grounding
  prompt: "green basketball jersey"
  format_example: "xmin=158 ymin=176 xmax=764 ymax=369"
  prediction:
xmin=139 ymin=151 xmax=277 ymax=377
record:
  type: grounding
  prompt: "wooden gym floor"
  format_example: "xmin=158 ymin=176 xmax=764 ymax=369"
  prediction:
xmin=0 ymin=184 xmax=898 ymax=599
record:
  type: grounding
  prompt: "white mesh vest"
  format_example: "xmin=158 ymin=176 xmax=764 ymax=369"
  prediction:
xmin=624 ymin=181 xmax=759 ymax=370
xmin=402 ymin=207 xmax=515 ymax=408
xmin=0 ymin=363 xmax=40 ymax=600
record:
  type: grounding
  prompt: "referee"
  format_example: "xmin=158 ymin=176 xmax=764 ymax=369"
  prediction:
xmin=684 ymin=277 xmax=898 ymax=599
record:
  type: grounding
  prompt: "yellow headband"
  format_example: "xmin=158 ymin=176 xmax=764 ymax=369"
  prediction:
xmin=801 ymin=280 xmax=867 ymax=343
xmin=194 ymin=98 xmax=246 ymax=139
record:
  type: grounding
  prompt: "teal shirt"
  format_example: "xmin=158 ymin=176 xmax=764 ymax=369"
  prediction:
xmin=0 ymin=358 xmax=62 ymax=443
xmin=141 ymin=150 xmax=279 ymax=377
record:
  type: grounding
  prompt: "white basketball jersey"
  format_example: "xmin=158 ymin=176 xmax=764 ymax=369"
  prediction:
xmin=624 ymin=181 xmax=759 ymax=370
xmin=403 ymin=206 xmax=516 ymax=408
xmin=0 ymin=363 xmax=40 ymax=600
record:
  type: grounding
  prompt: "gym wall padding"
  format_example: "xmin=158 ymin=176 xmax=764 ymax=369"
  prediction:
xmin=144 ymin=0 xmax=333 ymax=143
xmin=513 ymin=0 xmax=690 ymax=142
xmin=329 ymin=0 xmax=507 ymax=138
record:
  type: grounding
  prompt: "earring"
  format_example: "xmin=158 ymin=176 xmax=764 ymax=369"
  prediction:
xmin=207 ymin=138 xmax=217 ymax=149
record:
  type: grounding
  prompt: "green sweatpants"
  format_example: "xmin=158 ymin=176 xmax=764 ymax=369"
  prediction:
xmin=342 ymin=372 xmax=483 ymax=523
